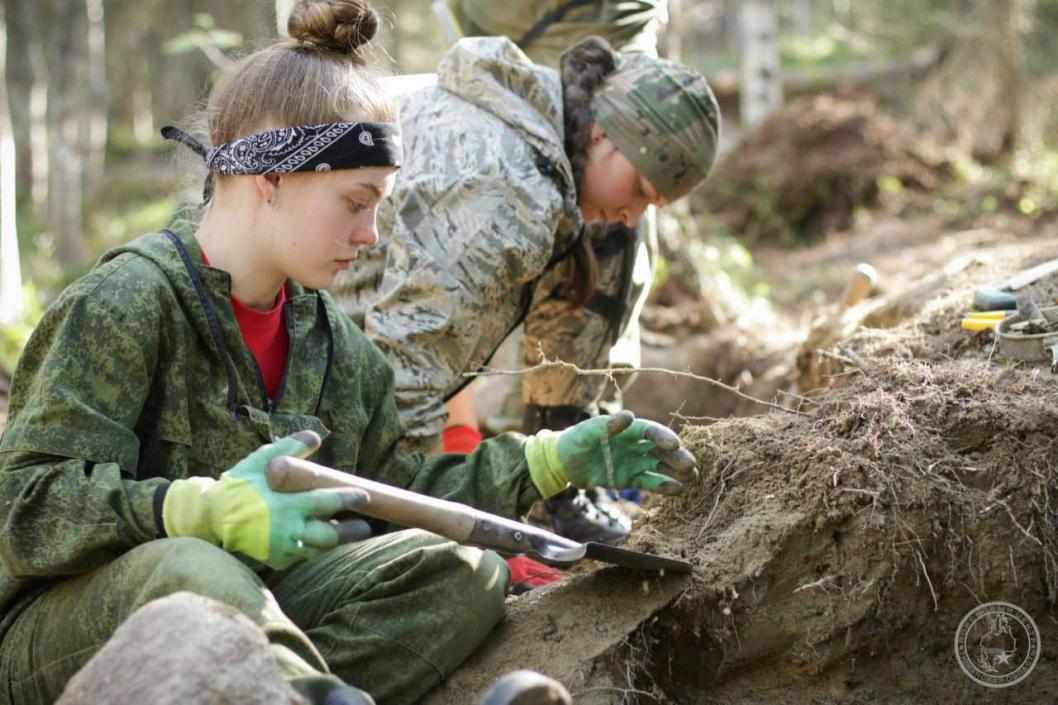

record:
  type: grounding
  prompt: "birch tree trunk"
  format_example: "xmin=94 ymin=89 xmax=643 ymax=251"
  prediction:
xmin=45 ymin=0 xmax=89 ymax=268
xmin=739 ymin=0 xmax=783 ymax=130
xmin=664 ymin=0 xmax=683 ymax=62
xmin=4 ymin=0 xmax=47 ymax=213
xmin=0 ymin=3 xmax=24 ymax=325
xmin=790 ymin=0 xmax=813 ymax=35
xmin=82 ymin=0 xmax=107 ymax=196
xmin=275 ymin=0 xmax=295 ymax=36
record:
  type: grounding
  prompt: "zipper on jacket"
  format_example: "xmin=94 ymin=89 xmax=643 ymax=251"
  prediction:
xmin=442 ymin=223 xmax=584 ymax=404
xmin=313 ymin=296 xmax=335 ymax=416
xmin=269 ymin=301 xmax=297 ymax=413
xmin=443 ymin=278 xmax=535 ymax=403
xmin=250 ymin=356 xmax=270 ymax=411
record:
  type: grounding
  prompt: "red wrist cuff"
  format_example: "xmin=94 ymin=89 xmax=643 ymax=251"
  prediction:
xmin=442 ymin=425 xmax=484 ymax=454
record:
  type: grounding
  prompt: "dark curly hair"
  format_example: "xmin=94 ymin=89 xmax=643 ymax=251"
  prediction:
xmin=559 ymin=37 xmax=618 ymax=309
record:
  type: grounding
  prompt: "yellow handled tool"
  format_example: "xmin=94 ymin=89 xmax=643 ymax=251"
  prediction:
xmin=961 ymin=310 xmax=1011 ymax=331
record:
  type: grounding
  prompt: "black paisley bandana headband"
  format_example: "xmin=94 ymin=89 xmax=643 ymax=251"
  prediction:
xmin=161 ymin=121 xmax=402 ymax=201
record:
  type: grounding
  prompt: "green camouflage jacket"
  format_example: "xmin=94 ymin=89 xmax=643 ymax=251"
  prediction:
xmin=332 ymin=37 xmax=583 ymax=451
xmin=458 ymin=0 xmax=664 ymax=66
xmin=0 ymin=220 xmax=539 ymax=640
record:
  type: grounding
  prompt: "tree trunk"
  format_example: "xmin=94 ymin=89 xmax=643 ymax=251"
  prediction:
xmin=0 ymin=3 xmax=24 ymax=325
xmin=663 ymin=0 xmax=683 ymax=62
xmin=739 ymin=0 xmax=783 ymax=130
xmin=45 ymin=0 xmax=89 ymax=268
xmin=3 ymin=0 xmax=47 ymax=213
xmin=984 ymin=0 xmax=1025 ymax=160
xmin=913 ymin=0 xmax=1028 ymax=164
xmin=82 ymin=0 xmax=106 ymax=197
xmin=275 ymin=0 xmax=295 ymax=36
xmin=104 ymin=3 xmax=150 ymax=145
xmin=790 ymin=0 xmax=813 ymax=35
xmin=150 ymin=0 xmax=201 ymax=133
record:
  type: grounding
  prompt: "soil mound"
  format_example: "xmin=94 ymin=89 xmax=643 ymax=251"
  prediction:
xmin=627 ymin=314 xmax=1058 ymax=702
xmin=697 ymin=94 xmax=949 ymax=245
xmin=433 ymin=229 xmax=1058 ymax=704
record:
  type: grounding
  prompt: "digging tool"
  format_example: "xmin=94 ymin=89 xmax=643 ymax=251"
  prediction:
xmin=266 ymin=456 xmax=691 ymax=573
xmin=996 ymin=303 xmax=1058 ymax=373
xmin=840 ymin=263 xmax=878 ymax=309
xmin=961 ymin=310 xmax=1013 ymax=332
xmin=973 ymin=257 xmax=1058 ymax=310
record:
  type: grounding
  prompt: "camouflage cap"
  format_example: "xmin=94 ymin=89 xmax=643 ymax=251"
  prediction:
xmin=589 ymin=45 xmax=720 ymax=202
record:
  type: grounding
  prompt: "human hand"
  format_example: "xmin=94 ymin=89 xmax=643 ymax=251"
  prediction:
xmin=163 ymin=431 xmax=370 ymax=569
xmin=525 ymin=411 xmax=698 ymax=498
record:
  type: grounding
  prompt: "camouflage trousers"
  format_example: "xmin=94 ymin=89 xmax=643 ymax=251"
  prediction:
xmin=0 ymin=530 xmax=509 ymax=705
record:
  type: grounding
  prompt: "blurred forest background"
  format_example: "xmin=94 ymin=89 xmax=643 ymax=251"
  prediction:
xmin=2 ymin=0 xmax=1058 ymax=381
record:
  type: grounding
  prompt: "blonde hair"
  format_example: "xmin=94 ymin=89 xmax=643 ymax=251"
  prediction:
xmin=170 ymin=0 xmax=397 ymax=210
xmin=207 ymin=0 xmax=396 ymax=145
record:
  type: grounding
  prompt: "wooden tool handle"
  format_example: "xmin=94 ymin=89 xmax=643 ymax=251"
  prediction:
xmin=266 ymin=456 xmax=477 ymax=543
xmin=840 ymin=263 xmax=878 ymax=309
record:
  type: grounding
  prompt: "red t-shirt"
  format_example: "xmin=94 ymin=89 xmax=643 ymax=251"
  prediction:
xmin=201 ymin=250 xmax=289 ymax=402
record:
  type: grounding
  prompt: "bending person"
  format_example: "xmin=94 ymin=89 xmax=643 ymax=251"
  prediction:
xmin=332 ymin=35 xmax=720 ymax=538
xmin=442 ymin=0 xmax=670 ymax=545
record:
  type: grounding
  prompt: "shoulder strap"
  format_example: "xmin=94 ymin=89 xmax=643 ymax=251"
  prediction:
xmin=163 ymin=229 xmax=239 ymax=420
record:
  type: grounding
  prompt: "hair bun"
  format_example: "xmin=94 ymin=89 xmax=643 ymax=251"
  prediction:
xmin=287 ymin=0 xmax=379 ymax=55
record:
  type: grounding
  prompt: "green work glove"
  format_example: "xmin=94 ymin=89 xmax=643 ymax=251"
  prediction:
xmin=162 ymin=431 xmax=370 ymax=570
xmin=524 ymin=410 xmax=698 ymax=498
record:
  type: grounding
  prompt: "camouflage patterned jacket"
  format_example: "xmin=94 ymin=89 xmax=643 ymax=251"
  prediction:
xmin=331 ymin=37 xmax=583 ymax=451
xmin=0 ymin=220 xmax=540 ymax=641
xmin=459 ymin=0 xmax=665 ymax=67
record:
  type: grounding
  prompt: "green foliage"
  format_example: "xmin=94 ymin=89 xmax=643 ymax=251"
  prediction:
xmin=688 ymin=231 xmax=775 ymax=324
xmin=780 ymin=32 xmax=866 ymax=71
xmin=0 ymin=285 xmax=46 ymax=377
xmin=165 ymin=13 xmax=242 ymax=56
xmin=1027 ymin=0 xmax=1058 ymax=76
xmin=92 ymin=195 xmax=178 ymax=251
xmin=877 ymin=175 xmax=904 ymax=195
xmin=654 ymin=210 xmax=775 ymax=327
xmin=1010 ymin=149 xmax=1058 ymax=217
xmin=947 ymin=147 xmax=1058 ymax=219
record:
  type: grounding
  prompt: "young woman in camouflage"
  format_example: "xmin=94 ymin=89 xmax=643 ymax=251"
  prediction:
xmin=330 ymin=31 xmax=721 ymax=543
xmin=441 ymin=0 xmax=675 ymax=547
xmin=0 ymin=2 xmax=697 ymax=704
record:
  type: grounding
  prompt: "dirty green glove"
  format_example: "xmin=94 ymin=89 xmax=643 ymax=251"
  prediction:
xmin=162 ymin=431 xmax=370 ymax=570
xmin=524 ymin=410 xmax=698 ymax=498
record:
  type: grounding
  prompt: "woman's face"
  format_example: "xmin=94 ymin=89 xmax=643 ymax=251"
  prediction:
xmin=578 ymin=123 xmax=666 ymax=227
xmin=261 ymin=166 xmax=397 ymax=289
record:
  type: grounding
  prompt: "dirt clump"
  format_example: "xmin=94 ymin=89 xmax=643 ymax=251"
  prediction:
xmin=697 ymin=94 xmax=950 ymax=246
xmin=623 ymin=311 xmax=1058 ymax=702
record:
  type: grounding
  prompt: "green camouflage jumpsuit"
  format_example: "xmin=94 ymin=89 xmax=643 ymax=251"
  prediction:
xmin=0 ymin=221 xmax=541 ymax=705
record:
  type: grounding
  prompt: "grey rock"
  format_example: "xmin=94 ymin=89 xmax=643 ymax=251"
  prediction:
xmin=57 ymin=591 xmax=305 ymax=705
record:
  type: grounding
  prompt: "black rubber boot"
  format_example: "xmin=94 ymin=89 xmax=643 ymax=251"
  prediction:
xmin=478 ymin=671 xmax=572 ymax=705
xmin=544 ymin=486 xmax=630 ymax=545
xmin=525 ymin=405 xmax=632 ymax=546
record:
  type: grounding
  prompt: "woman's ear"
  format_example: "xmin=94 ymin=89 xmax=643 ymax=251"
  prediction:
xmin=254 ymin=173 xmax=282 ymax=206
xmin=590 ymin=122 xmax=607 ymax=144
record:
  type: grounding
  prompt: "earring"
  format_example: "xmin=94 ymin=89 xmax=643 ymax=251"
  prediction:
xmin=268 ymin=194 xmax=277 ymax=207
